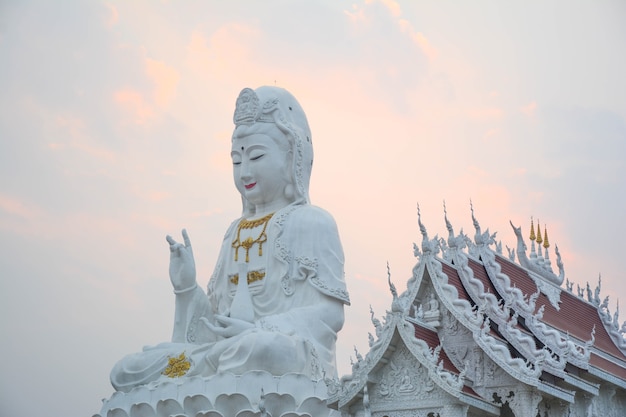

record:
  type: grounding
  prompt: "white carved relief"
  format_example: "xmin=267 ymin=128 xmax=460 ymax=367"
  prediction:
xmin=476 ymin=245 xmax=592 ymax=370
xmin=499 ymin=313 xmax=567 ymax=375
xmin=449 ymin=242 xmax=568 ymax=378
xmin=492 ymin=387 xmax=542 ymax=417
xmin=591 ymin=384 xmax=620 ymax=417
xmin=422 ymin=249 xmax=541 ymax=388
xmin=531 ymin=273 xmax=562 ymax=310
xmin=442 ymin=403 xmax=469 ymax=417
xmin=473 ymin=316 xmax=541 ymax=386
xmin=372 ymin=345 xmax=438 ymax=404
xmin=372 ymin=410 xmax=436 ymax=417
xmin=536 ymin=398 xmax=570 ymax=417
xmin=440 ymin=310 xmax=490 ymax=390
xmin=568 ymin=393 xmax=593 ymax=417
xmin=424 ymin=257 xmax=483 ymax=333
xmin=598 ymin=300 xmax=626 ymax=356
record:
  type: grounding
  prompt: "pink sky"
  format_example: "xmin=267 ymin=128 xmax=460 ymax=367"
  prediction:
xmin=1 ymin=1 xmax=625 ymax=416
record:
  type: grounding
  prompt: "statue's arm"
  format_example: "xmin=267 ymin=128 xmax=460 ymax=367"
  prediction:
xmin=167 ymin=229 xmax=215 ymax=344
xmin=172 ymin=285 xmax=213 ymax=343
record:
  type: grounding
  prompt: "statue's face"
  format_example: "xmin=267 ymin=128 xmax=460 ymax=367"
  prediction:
xmin=231 ymin=132 xmax=292 ymax=214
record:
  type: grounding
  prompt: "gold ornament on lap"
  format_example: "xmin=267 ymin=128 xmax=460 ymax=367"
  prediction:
xmin=162 ymin=352 xmax=191 ymax=378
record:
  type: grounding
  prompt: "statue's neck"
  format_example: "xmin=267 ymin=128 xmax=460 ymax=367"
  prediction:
xmin=248 ymin=196 xmax=291 ymax=218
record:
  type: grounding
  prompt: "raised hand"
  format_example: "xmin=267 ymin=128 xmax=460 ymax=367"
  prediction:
xmin=166 ymin=229 xmax=196 ymax=292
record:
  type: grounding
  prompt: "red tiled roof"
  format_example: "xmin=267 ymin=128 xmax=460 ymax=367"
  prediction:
xmin=467 ymin=258 xmax=500 ymax=299
xmin=590 ymin=353 xmax=626 ymax=379
xmin=441 ymin=262 xmax=472 ymax=303
xmin=494 ymin=255 xmax=626 ymax=361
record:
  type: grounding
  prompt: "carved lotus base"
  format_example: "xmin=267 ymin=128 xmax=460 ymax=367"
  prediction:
xmin=94 ymin=371 xmax=334 ymax=417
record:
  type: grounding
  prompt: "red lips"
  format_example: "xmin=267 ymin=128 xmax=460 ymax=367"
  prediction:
xmin=244 ymin=182 xmax=256 ymax=190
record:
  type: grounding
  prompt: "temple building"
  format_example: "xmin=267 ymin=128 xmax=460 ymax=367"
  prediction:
xmin=327 ymin=209 xmax=626 ymax=417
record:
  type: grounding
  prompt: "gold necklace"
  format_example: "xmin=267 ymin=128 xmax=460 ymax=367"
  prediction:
xmin=231 ymin=212 xmax=274 ymax=262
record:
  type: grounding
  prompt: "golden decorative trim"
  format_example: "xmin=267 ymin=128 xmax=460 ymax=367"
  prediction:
xmin=230 ymin=270 xmax=266 ymax=285
xmin=232 ymin=212 xmax=274 ymax=262
xmin=163 ymin=352 xmax=191 ymax=378
xmin=529 ymin=218 xmax=536 ymax=241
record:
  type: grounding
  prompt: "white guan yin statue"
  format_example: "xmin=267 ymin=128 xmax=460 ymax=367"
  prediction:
xmin=99 ymin=86 xmax=350 ymax=417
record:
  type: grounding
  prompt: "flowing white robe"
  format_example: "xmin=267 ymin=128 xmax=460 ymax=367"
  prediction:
xmin=111 ymin=204 xmax=349 ymax=392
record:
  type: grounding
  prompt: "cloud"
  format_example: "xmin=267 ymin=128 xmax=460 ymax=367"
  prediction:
xmin=408 ymin=30 xmax=438 ymax=62
xmin=520 ymin=101 xmax=537 ymax=116
xmin=104 ymin=2 xmax=119 ymax=27
xmin=0 ymin=193 xmax=43 ymax=220
xmin=376 ymin=0 xmax=402 ymax=17
xmin=467 ymin=106 xmax=505 ymax=120
xmin=114 ymin=88 xmax=155 ymax=125
xmin=145 ymin=58 xmax=179 ymax=108
xmin=185 ymin=24 xmax=261 ymax=80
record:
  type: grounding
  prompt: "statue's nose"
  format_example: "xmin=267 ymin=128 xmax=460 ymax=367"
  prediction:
xmin=239 ymin=161 xmax=252 ymax=181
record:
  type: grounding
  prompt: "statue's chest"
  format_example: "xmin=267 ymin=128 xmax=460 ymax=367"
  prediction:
xmin=227 ymin=216 xmax=273 ymax=295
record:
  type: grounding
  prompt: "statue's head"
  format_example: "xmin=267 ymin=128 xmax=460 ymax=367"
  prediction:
xmin=231 ymin=86 xmax=313 ymax=217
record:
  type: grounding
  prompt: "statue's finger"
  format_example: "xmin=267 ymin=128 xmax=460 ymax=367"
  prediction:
xmin=182 ymin=229 xmax=191 ymax=248
xmin=166 ymin=235 xmax=177 ymax=245
xmin=214 ymin=315 xmax=232 ymax=325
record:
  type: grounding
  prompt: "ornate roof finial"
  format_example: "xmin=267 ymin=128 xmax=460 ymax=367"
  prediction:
xmin=387 ymin=262 xmax=402 ymax=313
xmin=535 ymin=220 xmax=543 ymax=245
xmin=387 ymin=262 xmax=397 ymax=297
xmin=529 ymin=217 xmax=537 ymax=260
xmin=369 ymin=305 xmax=383 ymax=337
xmin=543 ymin=226 xmax=550 ymax=249
xmin=417 ymin=203 xmax=427 ymax=239
xmin=354 ymin=345 xmax=363 ymax=363
xmin=443 ymin=200 xmax=453 ymax=235
xmin=470 ymin=199 xmax=481 ymax=234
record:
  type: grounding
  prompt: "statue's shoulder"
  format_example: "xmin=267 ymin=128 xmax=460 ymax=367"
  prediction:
xmin=285 ymin=204 xmax=338 ymax=230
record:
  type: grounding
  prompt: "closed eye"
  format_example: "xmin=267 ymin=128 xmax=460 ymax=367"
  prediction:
xmin=250 ymin=154 xmax=264 ymax=161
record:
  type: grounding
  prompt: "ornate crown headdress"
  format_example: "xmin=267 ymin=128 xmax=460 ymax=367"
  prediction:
xmin=234 ymin=88 xmax=281 ymax=126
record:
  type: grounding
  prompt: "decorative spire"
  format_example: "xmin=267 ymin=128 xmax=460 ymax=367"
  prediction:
xmin=542 ymin=225 xmax=553 ymax=272
xmin=535 ymin=220 xmax=543 ymax=245
xmin=535 ymin=220 xmax=544 ymax=263
xmin=529 ymin=217 xmax=537 ymax=260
